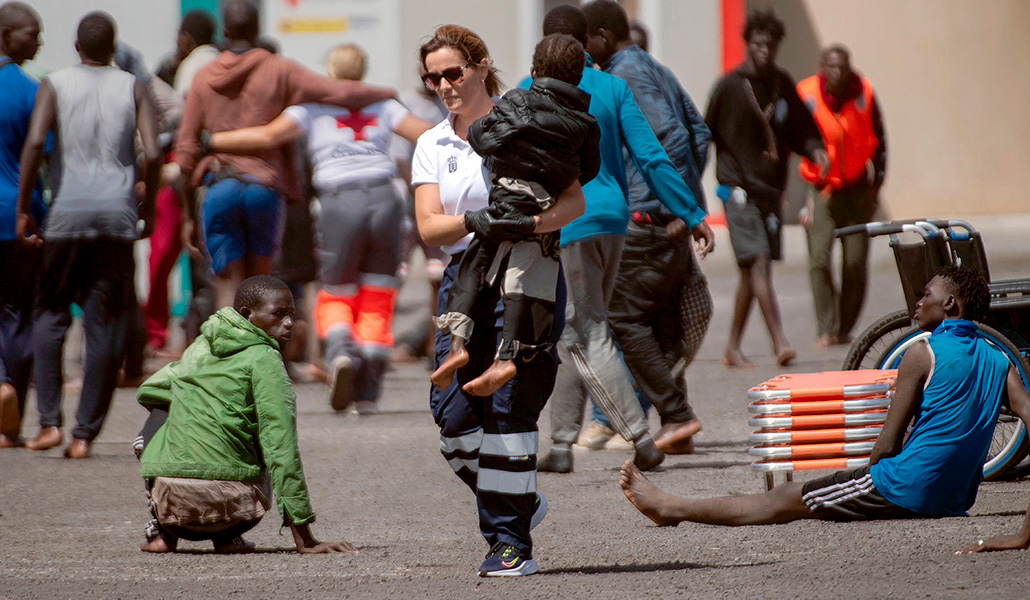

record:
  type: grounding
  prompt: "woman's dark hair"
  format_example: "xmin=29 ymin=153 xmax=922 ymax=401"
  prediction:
xmin=936 ymin=265 xmax=990 ymax=322
xmin=533 ymin=34 xmax=585 ymax=86
xmin=419 ymin=24 xmax=501 ymax=97
xmin=743 ymin=9 xmax=785 ymax=43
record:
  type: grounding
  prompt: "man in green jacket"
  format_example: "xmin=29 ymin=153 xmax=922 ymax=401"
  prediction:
xmin=138 ymin=275 xmax=353 ymax=554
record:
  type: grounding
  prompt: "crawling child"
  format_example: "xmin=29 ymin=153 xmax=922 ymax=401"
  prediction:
xmin=137 ymin=275 xmax=353 ymax=554
xmin=430 ymin=33 xmax=600 ymax=396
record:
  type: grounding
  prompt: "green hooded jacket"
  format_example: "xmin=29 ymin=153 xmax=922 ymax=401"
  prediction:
xmin=138 ymin=307 xmax=314 ymax=525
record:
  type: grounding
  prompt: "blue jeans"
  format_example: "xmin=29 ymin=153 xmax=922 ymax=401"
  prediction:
xmin=200 ymin=177 xmax=283 ymax=275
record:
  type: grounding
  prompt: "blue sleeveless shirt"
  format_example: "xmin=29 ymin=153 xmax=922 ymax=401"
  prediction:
xmin=870 ymin=319 xmax=1010 ymax=516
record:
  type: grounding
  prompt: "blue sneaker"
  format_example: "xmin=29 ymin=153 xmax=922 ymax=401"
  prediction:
xmin=530 ymin=493 xmax=548 ymax=530
xmin=478 ymin=543 xmax=538 ymax=577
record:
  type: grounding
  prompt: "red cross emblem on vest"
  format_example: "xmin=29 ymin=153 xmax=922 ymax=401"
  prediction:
xmin=335 ymin=112 xmax=378 ymax=141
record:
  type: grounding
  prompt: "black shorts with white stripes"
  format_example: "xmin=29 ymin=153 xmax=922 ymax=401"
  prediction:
xmin=801 ymin=466 xmax=924 ymax=522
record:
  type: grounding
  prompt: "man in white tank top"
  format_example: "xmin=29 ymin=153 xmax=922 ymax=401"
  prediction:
xmin=15 ymin=11 xmax=161 ymax=459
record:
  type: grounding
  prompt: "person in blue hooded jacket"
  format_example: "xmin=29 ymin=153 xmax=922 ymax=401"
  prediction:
xmin=525 ymin=5 xmax=714 ymax=475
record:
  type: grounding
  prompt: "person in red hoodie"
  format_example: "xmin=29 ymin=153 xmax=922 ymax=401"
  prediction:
xmin=174 ymin=0 xmax=394 ymax=309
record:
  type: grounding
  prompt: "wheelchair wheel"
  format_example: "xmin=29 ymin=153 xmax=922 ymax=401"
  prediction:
xmin=843 ymin=315 xmax=1030 ymax=480
xmin=842 ymin=310 xmax=918 ymax=371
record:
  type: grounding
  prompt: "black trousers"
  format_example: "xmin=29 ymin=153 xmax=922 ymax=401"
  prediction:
xmin=0 ymin=242 xmax=41 ymax=417
xmin=608 ymin=222 xmax=700 ymax=424
xmin=34 ymin=238 xmax=135 ymax=441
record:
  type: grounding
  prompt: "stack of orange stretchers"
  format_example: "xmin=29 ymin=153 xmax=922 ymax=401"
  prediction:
xmin=746 ymin=370 xmax=898 ymax=490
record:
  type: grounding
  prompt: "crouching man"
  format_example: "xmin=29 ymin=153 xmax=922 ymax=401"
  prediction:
xmin=138 ymin=275 xmax=354 ymax=554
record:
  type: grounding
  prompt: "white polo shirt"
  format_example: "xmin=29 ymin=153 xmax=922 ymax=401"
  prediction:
xmin=411 ymin=113 xmax=491 ymax=255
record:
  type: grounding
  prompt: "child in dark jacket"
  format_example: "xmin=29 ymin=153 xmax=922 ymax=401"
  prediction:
xmin=430 ymin=34 xmax=600 ymax=396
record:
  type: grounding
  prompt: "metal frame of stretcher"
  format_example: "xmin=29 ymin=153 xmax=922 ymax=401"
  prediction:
xmin=748 ymin=396 xmax=892 ymax=415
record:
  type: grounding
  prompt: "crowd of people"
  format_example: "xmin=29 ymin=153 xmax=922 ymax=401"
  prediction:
xmin=2 ymin=0 xmax=1029 ymax=579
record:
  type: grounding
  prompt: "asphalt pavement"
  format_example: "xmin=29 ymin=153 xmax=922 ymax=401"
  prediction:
xmin=2 ymin=215 xmax=1030 ymax=599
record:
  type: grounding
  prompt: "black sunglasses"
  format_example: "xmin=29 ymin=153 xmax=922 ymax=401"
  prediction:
xmin=421 ymin=63 xmax=473 ymax=89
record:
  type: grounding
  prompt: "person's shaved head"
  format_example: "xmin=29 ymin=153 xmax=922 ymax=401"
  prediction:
xmin=223 ymin=0 xmax=259 ymax=43
xmin=0 ymin=1 xmax=36 ymax=27
xmin=75 ymin=11 xmax=116 ymax=64
xmin=0 ymin=1 xmax=42 ymax=65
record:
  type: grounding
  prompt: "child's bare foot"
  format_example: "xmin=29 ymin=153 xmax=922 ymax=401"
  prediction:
xmin=776 ymin=345 xmax=797 ymax=366
xmin=462 ymin=359 xmax=516 ymax=396
xmin=430 ymin=347 xmax=468 ymax=389
xmin=619 ymin=460 xmax=681 ymax=527
xmin=722 ymin=347 xmax=753 ymax=368
xmin=140 ymin=533 xmax=178 ymax=553
xmin=213 ymin=536 xmax=256 ymax=554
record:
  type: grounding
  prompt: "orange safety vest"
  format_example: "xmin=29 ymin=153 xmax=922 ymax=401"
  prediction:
xmin=797 ymin=75 xmax=878 ymax=191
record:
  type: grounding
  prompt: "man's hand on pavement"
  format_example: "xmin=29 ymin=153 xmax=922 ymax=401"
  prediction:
xmin=957 ymin=534 xmax=1030 ymax=554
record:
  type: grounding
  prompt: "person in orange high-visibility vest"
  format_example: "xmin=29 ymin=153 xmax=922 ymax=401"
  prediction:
xmin=798 ymin=45 xmax=886 ymax=348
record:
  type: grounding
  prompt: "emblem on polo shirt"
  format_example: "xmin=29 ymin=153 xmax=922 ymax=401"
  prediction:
xmin=447 ymin=155 xmax=458 ymax=173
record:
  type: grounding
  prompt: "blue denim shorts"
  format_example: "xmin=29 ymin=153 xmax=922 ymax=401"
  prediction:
xmin=200 ymin=178 xmax=283 ymax=275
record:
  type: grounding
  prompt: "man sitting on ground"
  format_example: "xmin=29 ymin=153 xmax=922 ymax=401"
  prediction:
xmin=620 ymin=265 xmax=1030 ymax=528
xmin=138 ymin=275 xmax=354 ymax=554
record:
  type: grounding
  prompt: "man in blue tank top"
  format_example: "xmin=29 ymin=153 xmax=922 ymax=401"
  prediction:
xmin=618 ymin=265 xmax=1030 ymax=529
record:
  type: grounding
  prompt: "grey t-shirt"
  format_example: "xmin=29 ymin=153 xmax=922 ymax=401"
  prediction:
xmin=45 ymin=64 xmax=138 ymax=240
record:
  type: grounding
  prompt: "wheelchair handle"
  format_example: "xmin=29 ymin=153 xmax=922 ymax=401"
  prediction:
xmin=834 ymin=221 xmax=936 ymax=239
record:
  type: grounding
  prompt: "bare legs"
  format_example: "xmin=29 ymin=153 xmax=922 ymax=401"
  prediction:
xmin=723 ymin=255 xmax=795 ymax=367
xmin=215 ymin=255 xmax=273 ymax=310
xmin=619 ymin=461 xmax=813 ymax=527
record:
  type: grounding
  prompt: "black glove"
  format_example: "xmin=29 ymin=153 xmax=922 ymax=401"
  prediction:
xmin=463 ymin=205 xmax=536 ymax=242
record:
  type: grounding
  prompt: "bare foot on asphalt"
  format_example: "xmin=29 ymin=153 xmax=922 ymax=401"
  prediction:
xmin=0 ymin=433 xmax=24 ymax=448
xmin=815 ymin=334 xmax=835 ymax=349
xmin=462 ymin=359 xmax=515 ymax=396
xmin=776 ymin=345 xmax=797 ymax=366
xmin=654 ymin=420 xmax=702 ymax=455
xmin=25 ymin=426 xmax=62 ymax=451
xmin=140 ymin=533 xmax=178 ymax=553
xmin=619 ymin=460 xmax=680 ymax=527
xmin=722 ymin=347 xmax=753 ymax=368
